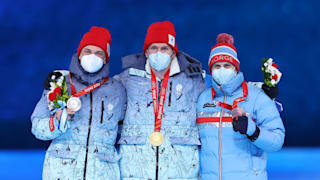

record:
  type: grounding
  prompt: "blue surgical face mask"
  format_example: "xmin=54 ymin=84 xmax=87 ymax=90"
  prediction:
xmin=212 ymin=67 xmax=237 ymax=85
xmin=80 ymin=54 xmax=104 ymax=73
xmin=148 ymin=52 xmax=171 ymax=71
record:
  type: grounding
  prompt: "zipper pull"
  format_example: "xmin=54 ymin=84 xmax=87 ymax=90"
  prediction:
xmin=168 ymin=81 xmax=172 ymax=107
xmin=100 ymin=101 xmax=104 ymax=124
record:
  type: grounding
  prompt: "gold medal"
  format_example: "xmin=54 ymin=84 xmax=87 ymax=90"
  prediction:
xmin=149 ymin=131 xmax=164 ymax=146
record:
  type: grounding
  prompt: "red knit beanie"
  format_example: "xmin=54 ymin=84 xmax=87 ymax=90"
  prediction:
xmin=77 ymin=26 xmax=111 ymax=62
xmin=143 ymin=21 xmax=178 ymax=53
xmin=208 ymin=33 xmax=239 ymax=73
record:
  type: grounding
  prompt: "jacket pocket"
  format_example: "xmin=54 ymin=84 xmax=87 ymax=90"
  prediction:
xmin=47 ymin=144 xmax=80 ymax=159
xmin=169 ymin=137 xmax=201 ymax=146
xmin=166 ymin=81 xmax=192 ymax=112
xmin=100 ymin=97 xmax=119 ymax=129
xmin=168 ymin=81 xmax=173 ymax=107
xmin=100 ymin=100 xmax=104 ymax=124
xmin=117 ymin=136 xmax=147 ymax=145
xmin=96 ymin=152 xmax=121 ymax=163
xmin=166 ymin=138 xmax=200 ymax=179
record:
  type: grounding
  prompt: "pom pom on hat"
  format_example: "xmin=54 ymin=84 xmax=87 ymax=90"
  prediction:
xmin=208 ymin=33 xmax=239 ymax=73
xmin=217 ymin=33 xmax=234 ymax=45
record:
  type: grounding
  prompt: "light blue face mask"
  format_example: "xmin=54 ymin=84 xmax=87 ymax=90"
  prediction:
xmin=148 ymin=52 xmax=171 ymax=71
xmin=212 ymin=67 xmax=237 ymax=85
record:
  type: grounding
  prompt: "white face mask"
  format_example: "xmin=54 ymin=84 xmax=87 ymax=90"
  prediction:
xmin=80 ymin=54 xmax=104 ymax=73
xmin=212 ymin=67 xmax=237 ymax=85
xmin=148 ymin=52 xmax=171 ymax=71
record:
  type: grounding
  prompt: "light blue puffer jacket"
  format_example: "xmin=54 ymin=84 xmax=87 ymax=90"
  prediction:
xmin=197 ymin=72 xmax=285 ymax=180
xmin=114 ymin=52 xmax=206 ymax=180
xmin=31 ymin=54 xmax=126 ymax=180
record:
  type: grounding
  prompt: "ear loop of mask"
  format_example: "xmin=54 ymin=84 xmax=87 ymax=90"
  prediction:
xmin=169 ymin=51 xmax=175 ymax=60
xmin=146 ymin=49 xmax=150 ymax=57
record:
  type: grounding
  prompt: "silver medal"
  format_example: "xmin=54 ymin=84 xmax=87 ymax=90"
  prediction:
xmin=67 ymin=96 xmax=81 ymax=112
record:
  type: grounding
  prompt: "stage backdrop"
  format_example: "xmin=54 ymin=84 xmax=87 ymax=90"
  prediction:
xmin=1 ymin=0 xmax=319 ymax=148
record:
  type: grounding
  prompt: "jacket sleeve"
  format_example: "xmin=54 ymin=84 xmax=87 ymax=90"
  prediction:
xmin=113 ymin=71 xmax=128 ymax=136
xmin=31 ymin=90 xmax=63 ymax=140
xmin=113 ymin=70 xmax=128 ymax=119
xmin=114 ymin=79 xmax=127 ymax=122
xmin=252 ymin=90 xmax=285 ymax=152
xmin=113 ymin=69 xmax=129 ymax=87
xmin=192 ymin=74 xmax=207 ymax=103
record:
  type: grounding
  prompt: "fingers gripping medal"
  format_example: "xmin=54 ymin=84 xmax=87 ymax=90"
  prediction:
xmin=149 ymin=69 xmax=170 ymax=146
xmin=67 ymin=96 xmax=81 ymax=112
xmin=68 ymin=73 xmax=109 ymax=112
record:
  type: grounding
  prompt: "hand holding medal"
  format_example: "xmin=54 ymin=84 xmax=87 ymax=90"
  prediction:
xmin=46 ymin=71 xmax=109 ymax=133
xmin=67 ymin=72 xmax=109 ymax=112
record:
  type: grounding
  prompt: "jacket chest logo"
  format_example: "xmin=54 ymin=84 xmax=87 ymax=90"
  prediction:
xmin=203 ymin=103 xmax=216 ymax=108
xmin=175 ymin=84 xmax=183 ymax=95
xmin=107 ymin=103 xmax=114 ymax=111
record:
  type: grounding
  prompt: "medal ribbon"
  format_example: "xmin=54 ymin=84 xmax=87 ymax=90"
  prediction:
xmin=151 ymin=69 xmax=170 ymax=132
xmin=68 ymin=73 xmax=109 ymax=97
xmin=211 ymin=81 xmax=248 ymax=111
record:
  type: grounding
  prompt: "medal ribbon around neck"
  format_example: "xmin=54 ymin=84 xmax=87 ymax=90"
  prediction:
xmin=151 ymin=69 xmax=170 ymax=132
xmin=68 ymin=73 xmax=109 ymax=97
xmin=211 ymin=81 xmax=248 ymax=110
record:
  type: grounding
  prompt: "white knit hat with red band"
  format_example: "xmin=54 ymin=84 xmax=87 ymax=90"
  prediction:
xmin=208 ymin=33 xmax=239 ymax=73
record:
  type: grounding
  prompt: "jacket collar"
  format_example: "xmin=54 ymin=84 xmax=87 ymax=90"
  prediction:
xmin=68 ymin=54 xmax=110 ymax=85
xmin=211 ymin=72 xmax=245 ymax=96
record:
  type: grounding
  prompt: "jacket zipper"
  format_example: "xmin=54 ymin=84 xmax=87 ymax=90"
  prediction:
xmin=155 ymin=80 xmax=162 ymax=180
xmin=100 ymin=100 xmax=104 ymax=124
xmin=156 ymin=146 xmax=159 ymax=180
xmin=218 ymin=91 xmax=226 ymax=180
xmin=168 ymin=81 xmax=172 ymax=107
xmin=83 ymin=92 xmax=93 ymax=180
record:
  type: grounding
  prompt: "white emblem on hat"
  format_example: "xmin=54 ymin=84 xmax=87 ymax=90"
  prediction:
xmin=168 ymin=34 xmax=175 ymax=47
xmin=107 ymin=43 xmax=110 ymax=57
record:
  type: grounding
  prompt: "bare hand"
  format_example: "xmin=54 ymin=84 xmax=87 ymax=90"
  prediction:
xmin=55 ymin=108 xmax=75 ymax=121
xmin=66 ymin=108 xmax=75 ymax=120
xmin=55 ymin=109 xmax=62 ymax=120
xmin=67 ymin=108 xmax=76 ymax=115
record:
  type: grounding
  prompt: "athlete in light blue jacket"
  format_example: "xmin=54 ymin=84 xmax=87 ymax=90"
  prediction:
xmin=31 ymin=27 xmax=126 ymax=180
xmin=115 ymin=21 xmax=206 ymax=180
xmin=197 ymin=33 xmax=285 ymax=180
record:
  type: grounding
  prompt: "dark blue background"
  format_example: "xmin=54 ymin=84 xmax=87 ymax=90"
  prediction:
xmin=1 ymin=0 xmax=319 ymax=148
